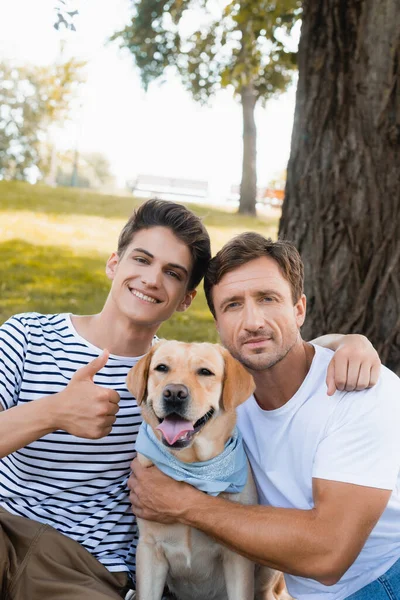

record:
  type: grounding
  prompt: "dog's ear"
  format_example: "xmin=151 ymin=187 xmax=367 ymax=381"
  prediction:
xmin=126 ymin=341 xmax=164 ymax=404
xmin=221 ymin=347 xmax=255 ymax=411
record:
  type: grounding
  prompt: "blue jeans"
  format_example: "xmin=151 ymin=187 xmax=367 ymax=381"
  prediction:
xmin=346 ymin=557 xmax=400 ymax=599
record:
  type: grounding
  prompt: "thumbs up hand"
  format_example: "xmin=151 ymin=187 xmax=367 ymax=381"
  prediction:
xmin=52 ymin=351 xmax=121 ymax=439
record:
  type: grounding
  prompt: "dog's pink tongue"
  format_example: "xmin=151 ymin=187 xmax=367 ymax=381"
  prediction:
xmin=156 ymin=416 xmax=194 ymax=445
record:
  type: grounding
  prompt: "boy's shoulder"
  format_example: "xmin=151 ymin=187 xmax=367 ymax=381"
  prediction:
xmin=5 ymin=312 xmax=64 ymax=327
xmin=1 ymin=312 xmax=69 ymax=340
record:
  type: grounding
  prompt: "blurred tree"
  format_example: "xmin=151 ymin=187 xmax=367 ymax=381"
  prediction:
xmin=0 ymin=58 xmax=85 ymax=180
xmin=83 ymin=152 xmax=115 ymax=187
xmin=280 ymin=0 xmax=400 ymax=374
xmin=112 ymin=0 xmax=301 ymax=215
xmin=0 ymin=63 xmax=42 ymax=180
xmin=55 ymin=150 xmax=115 ymax=189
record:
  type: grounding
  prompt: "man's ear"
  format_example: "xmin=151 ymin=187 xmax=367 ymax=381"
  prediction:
xmin=176 ymin=289 xmax=197 ymax=312
xmin=105 ymin=252 xmax=119 ymax=281
xmin=295 ymin=294 xmax=307 ymax=328
xmin=220 ymin=347 xmax=255 ymax=411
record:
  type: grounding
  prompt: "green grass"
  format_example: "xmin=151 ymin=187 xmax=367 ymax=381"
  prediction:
xmin=0 ymin=181 xmax=279 ymax=341
xmin=0 ymin=180 xmax=141 ymax=219
xmin=0 ymin=240 xmax=110 ymax=318
xmin=0 ymin=180 xmax=277 ymax=229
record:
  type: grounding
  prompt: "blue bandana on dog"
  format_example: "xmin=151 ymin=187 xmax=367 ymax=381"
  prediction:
xmin=135 ymin=422 xmax=248 ymax=496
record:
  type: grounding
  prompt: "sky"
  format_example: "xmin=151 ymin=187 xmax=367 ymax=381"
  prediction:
xmin=0 ymin=0 xmax=298 ymax=197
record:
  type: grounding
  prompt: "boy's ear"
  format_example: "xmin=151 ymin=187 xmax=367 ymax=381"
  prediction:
xmin=105 ymin=252 xmax=119 ymax=280
xmin=176 ymin=289 xmax=197 ymax=312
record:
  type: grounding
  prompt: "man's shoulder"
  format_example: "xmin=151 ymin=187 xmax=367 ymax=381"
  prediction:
xmin=347 ymin=364 xmax=400 ymax=399
xmin=367 ymin=365 xmax=400 ymax=407
xmin=312 ymin=344 xmax=400 ymax=392
xmin=379 ymin=364 xmax=400 ymax=388
xmin=297 ymin=348 xmax=400 ymax=426
xmin=293 ymin=345 xmax=334 ymax=401
xmin=305 ymin=344 xmax=334 ymax=383
xmin=330 ymin=364 xmax=400 ymax=427
xmin=310 ymin=343 xmax=334 ymax=366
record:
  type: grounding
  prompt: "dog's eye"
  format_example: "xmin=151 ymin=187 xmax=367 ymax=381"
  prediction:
xmin=197 ymin=368 xmax=214 ymax=377
xmin=154 ymin=364 xmax=169 ymax=373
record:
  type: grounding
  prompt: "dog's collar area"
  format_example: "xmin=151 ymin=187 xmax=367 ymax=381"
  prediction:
xmin=136 ymin=423 xmax=248 ymax=495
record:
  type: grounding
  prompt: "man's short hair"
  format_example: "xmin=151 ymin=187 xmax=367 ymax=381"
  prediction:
xmin=118 ymin=199 xmax=211 ymax=291
xmin=204 ymin=232 xmax=304 ymax=317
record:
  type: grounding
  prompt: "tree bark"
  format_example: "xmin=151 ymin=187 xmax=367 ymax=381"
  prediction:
xmin=239 ymin=85 xmax=258 ymax=215
xmin=280 ymin=0 xmax=400 ymax=373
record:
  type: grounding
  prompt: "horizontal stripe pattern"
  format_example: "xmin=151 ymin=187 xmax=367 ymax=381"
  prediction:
xmin=0 ymin=313 xmax=144 ymax=574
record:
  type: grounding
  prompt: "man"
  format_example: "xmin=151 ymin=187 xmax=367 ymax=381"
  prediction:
xmin=129 ymin=232 xmax=400 ymax=600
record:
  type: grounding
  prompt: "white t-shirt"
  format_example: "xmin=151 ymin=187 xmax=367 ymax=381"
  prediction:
xmin=0 ymin=313 xmax=144 ymax=575
xmin=237 ymin=344 xmax=400 ymax=600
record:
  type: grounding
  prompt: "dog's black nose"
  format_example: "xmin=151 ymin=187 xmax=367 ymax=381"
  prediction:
xmin=162 ymin=384 xmax=189 ymax=415
xmin=163 ymin=384 xmax=189 ymax=402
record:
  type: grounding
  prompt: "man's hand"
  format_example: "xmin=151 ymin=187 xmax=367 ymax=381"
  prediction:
xmin=51 ymin=351 xmax=120 ymax=438
xmin=128 ymin=458 xmax=197 ymax=523
xmin=326 ymin=334 xmax=381 ymax=396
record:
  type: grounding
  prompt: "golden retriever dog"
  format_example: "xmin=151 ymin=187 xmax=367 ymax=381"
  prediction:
xmin=127 ymin=340 xmax=292 ymax=600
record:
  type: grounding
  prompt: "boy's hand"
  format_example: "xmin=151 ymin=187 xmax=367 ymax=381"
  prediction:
xmin=51 ymin=351 xmax=120 ymax=438
xmin=326 ymin=335 xmax=381 ymax=396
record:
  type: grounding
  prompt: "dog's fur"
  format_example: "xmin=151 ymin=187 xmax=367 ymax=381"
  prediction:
xmin=127 ymin=340 xmax=291 ymax=600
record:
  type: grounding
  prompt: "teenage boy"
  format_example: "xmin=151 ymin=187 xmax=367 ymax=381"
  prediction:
xmin=129 ymin=232 xmax=400 ymax=600
xmin=0 ymin=200 xmax=210 ymax=600
xmin=0 ymin=202 xmax=379 ymax=600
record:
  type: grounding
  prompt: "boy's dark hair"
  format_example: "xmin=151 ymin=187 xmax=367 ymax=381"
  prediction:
xmin=204 ymin=232 xmax=304 ymax=317
xmin=118 ymin=199 xmax=211 ymax=290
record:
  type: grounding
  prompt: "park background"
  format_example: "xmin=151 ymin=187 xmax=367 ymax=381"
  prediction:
xmin=0 ymin=0 xmax=399 ymax=373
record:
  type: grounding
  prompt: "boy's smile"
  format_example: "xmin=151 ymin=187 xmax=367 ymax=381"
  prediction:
xmin=129 ymin=289 xmax=160 ymax=304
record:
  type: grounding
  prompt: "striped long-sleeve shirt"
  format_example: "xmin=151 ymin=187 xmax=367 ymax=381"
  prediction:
xmin=0 ymin=312 xmax=144 ymax=575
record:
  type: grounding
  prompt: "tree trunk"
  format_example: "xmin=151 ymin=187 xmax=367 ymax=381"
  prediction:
xmin=239 ymin=85 xmax=258 ymax=215
xmin=280 ymin=0 xmax=400 ymax=374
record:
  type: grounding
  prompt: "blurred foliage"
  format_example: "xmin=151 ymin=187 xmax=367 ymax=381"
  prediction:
xmin=113 ymin=0 xmax=301 ymax=104
xmin=0 ymin=58 xmax=85 ymax=181
xmin=54 ymin=0 xmax=79 ymax=32
xmin=52 ymin=150 xmax=116 ymax=189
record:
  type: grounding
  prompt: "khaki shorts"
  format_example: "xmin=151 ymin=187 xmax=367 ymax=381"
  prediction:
xmin=0 ymin=506 xmax=131 ymax=600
